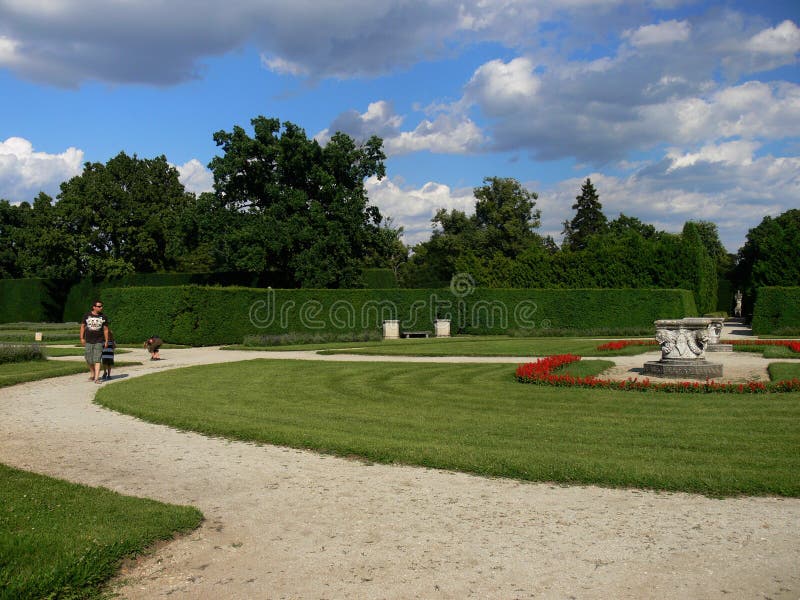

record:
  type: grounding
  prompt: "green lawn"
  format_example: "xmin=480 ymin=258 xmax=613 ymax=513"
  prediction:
xmin=229 ymin=336 xmax=658 ymax=357
xmin=0 ymin=360 xmax=88 ymax=389
xmin=768 ymin=362 xmax=800 ymax=381
xmin=0 ymin=463 xmax=202 ymax=600
xmin=95 ymin=359 xmax=800 ymax=497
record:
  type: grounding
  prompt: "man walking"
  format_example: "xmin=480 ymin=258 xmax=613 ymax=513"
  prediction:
xmin=80 ymin=300 xmax=110 ymax=384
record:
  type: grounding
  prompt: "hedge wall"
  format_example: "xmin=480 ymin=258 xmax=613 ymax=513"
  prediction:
xmin=751 ymin=287 xmax=800 ymax=335
xmin=102 ymin=285 xmax=698 ymax=345
xmin=0 ymin=278 xmax=69 ymax=323
xmin=361 ymin=268 xmax=398 ymax=289
xmin=61 ymin=272 xmax=276 ymax=322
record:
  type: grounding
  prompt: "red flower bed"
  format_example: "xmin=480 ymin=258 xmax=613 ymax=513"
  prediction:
xmin=516 ymin=355 xmax=800 ymax=394
xmin=596 ymin=340 xmax=658 ymax=351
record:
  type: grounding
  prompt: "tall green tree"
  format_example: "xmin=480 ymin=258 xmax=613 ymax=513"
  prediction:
xmin=55 ymin=152 xmax=193 ymax=277
xmin=562 ymin=178 xmax=607 ymax=251
xmin=403 ymin=177 xmax=542 ymax=286
xmin=209 ymin=116 xmax=392 ymax=287
xmin=14 ymin=193 xmax=82 ymax=280
xmin=735 ymin=209 xmax=800 ymax=305
xmin=473 ymin=176 xmax=541 ymax=258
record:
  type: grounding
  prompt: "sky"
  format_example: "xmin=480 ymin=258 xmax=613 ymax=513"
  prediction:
xmin=1 ymin=1 xmax=798 ymax=253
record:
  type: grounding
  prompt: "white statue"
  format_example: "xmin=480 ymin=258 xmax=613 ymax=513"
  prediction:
xmin=734 ymin=290 xmax=743 ymax=317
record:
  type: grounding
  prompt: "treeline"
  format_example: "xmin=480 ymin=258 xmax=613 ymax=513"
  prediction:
xmin=401 ymin=178 xmax=799 ymax=316
xmin=0 ymin=117 xmax=400 ymax=288
xmin=402 ymin=178 xmax=724 ymax=313
xmin=1 ymin=115 xmax=798 ymax=314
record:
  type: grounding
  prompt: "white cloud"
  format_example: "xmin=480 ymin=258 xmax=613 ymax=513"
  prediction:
xmin=663 ymin=81 xmax=800 ymax=142
xmin=0 ymin=35 xmax=19 ymax=63
xmin=665 ymin=140 xmax=759 ymax=172
xmin=175 ymin=159 xmax=214 ymax=195
xmin=365 ymin=175 xmax=475 ymax=244
xmin=746 ymin=20 xmax=800 ymax=55
xmin=385 ymin=114 xmax=486 ymax=155
xmin=624 ymin=19 xmax=690 ymax=47
xmin=0 ymin=137 xmax=83 ymax=201
xmin=260 ymin=55 xmax=308 ymax=77
xmin=320 ymin=101 xmax=485 ymax=155
xmin=465 ymin=57 xmax=540 ymax=116
xmin=0 ymin=0 xmax=654 ymax=87
xmin=460 ymin=10 xmax=800 ymax=161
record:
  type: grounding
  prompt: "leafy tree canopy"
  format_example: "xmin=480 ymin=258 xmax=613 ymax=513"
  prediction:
xmin=208 ymin=116 xmax=394 ymax=287
xmin=736 ymin=209 xmax=800 ymax=299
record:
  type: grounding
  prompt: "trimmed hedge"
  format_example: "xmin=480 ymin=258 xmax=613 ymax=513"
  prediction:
xmin=102 ymin=285 xmax=698 ymax=345
xmin=752 ymin=287 xmax=800 ymax=335
xmin=362 ymin=268 xmax=398 ymax=289
xmin=60 ymin=271 xmax=298 ymax=322
xmin=0 ymin=278 xmax=68 ymax=323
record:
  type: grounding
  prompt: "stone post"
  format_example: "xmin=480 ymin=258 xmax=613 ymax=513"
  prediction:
xmin=434 ymin=319 xmax=451 ymax=337
xmin=382 ymin=320 xmax=400 ymax=340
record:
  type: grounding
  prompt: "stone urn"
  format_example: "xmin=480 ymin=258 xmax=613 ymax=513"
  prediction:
xmin=643 ymin=318 xmax=723 ymax=379
xmin=705 ymin=317 xmax=733 ymax=352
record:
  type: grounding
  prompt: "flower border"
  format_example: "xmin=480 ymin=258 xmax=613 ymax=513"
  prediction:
xmin=516 ymin=354 xmax=800 ymax=393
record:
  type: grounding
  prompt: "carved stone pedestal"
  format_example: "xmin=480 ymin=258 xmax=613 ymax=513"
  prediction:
xmin=705 ymin=317 xmax=733 ymax=352
xmin=643 ymin=318 xmax=723 ymax=380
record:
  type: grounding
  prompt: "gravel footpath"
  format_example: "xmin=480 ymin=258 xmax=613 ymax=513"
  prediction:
xmin=1 ymin=344 xmax=799 ymax=599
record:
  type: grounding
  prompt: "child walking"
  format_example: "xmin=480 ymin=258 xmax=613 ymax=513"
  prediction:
xmin=101 ymin=331 xmax=116 ymax=380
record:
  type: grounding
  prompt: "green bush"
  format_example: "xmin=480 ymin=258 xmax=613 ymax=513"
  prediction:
xmin=0 ymin=343 xmax=45 ymax=364
xmin=102 ymin=285 xmax=697 ymax=345
xmin=752 ymin=287 xmax=800 ymax=335
xmin=0 ymin=279 xmax=68 ymax=323
xmin=243 ymin=330 xmax=382 ymax=346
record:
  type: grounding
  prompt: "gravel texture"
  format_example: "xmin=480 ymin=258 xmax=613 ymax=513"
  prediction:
xmin=1 ymin=336 xmax=799 ymax=599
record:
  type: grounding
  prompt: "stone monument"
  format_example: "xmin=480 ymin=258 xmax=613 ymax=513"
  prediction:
xmin=642 ymin=318 xmax=723 ymax=379
xmin=382 ymin=320 xmax=400 ymax=340
xmin=705 ymin=317 xmax=732 ymax=352
xmin=434 ymin=319 xmax=451 ymax=337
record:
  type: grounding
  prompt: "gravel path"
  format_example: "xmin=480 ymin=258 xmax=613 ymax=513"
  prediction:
xmin=1 ymin=343 xmax=799 ymax=599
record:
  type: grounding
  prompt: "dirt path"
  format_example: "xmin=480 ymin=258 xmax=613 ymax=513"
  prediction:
xmin=1 ymin=346 xmax=799 ymax=599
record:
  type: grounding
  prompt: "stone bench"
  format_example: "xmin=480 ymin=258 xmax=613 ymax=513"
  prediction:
xmin=401 ymin=331 xmax=431 ymax=338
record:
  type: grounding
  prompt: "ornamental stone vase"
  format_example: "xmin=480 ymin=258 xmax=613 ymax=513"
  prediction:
xmin=643 ymin=318 xmax=723 ymax=379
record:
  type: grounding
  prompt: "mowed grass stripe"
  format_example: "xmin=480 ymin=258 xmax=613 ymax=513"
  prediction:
xmin=0 ymin=361 xmax=87 ymax=388
xmin=0 ymin=463 xmax=202 ymax=599
xmin=95 ymin=359 xmax=800 ymax=497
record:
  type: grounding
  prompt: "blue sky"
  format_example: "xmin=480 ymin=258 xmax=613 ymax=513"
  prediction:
xmin=1 ymin=1 xmax=798 ymax=252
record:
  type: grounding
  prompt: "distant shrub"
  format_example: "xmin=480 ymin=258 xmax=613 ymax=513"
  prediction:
xmin=752 ymin=287 xmax=800 ymax=335
xmin=0 ymin=344 xmax=45 ymax=364
xmin=242 ymin=330 xmax=382 ymax=347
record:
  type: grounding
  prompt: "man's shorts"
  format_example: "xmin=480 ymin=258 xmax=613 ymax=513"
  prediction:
xmin=84 ymin=342 xmax=104 ymax=364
